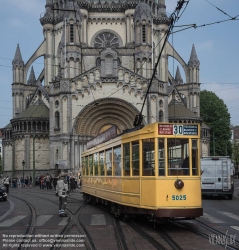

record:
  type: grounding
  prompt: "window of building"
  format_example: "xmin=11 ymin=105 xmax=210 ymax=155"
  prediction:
xmin=142 ymin=25 xmax=146 ymax=43
xmin=70 ymin=24 xmax=74 ymax=43
xmin=94 ymin=153 xmax=99 ymax=176
xmin=55 ymin=111 xmax=60 ymax=129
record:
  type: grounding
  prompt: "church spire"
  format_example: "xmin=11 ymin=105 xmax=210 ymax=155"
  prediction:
xmin=27 ymin=66 xmax=37 ymax=85
xmin=175 ymin=66 xmax=183 ymax=85
xmin=188 ymin=44 xmax=200 ymax=67
xmin=12 ymin=44 xmax=24 ymax=67
xmin=158 ymin=0 xmax=166 ymax=16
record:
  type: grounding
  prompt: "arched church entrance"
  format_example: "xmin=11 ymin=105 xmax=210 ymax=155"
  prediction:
xmin=74 ymin=98 xmax=141 ymax=137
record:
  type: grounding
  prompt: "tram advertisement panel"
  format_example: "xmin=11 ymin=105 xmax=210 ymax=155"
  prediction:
xmin=158 ymin=124 xmax=198 ymax=136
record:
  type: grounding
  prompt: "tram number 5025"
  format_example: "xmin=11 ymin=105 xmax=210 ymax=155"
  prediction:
xmin=172 ymin=195 xmax=186 ymax=200
xmin=173 ymin=125 xmax=184 ymax=135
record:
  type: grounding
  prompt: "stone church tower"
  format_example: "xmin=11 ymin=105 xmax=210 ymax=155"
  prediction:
xmin=1 ymin=0 xmax=209 ymax=178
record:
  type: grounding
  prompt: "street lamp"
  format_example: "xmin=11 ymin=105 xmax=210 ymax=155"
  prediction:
xmin=22 ymin=160 xmax=25 ymax=180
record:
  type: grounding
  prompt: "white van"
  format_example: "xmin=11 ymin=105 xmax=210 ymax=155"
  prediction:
xmin=201 ymin=156 xmax=234 ymax=199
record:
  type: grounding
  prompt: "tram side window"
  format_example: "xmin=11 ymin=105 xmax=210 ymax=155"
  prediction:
xmin=142 ymin=139 xmax=155 ymax=176
xmin=158 ymin=139 xmax=165 ymax=176
xmin=192 ymin=139 xmax=198 ymax=175
xmin=85 ymin=156 xmax=89 ymax=176
xmin=81 ymin=157 xmax=86 ymax=175
xmin=168 ymin=138 xmax=189 ymax=176
xmin=100 ymin=151 xmax=105 ymax=176
xmin=123 ymin=143 xmax=130 ymax=176
xmin=106 ymin=149 xmax=112 ymax=176
xmin=89 ymin=155 xmax=93 ymax=175
xmin=113 ymin=146 xmax=121 ymax=176
xmin=94 ymin=153 xmax=99 ymax=176
xmin=132 ymin=141 xmax=139 ymax=176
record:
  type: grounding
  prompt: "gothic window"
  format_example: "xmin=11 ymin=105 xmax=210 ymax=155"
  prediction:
xmin=96 ymin=57 xmax=101 ymax=66
xmin=55 ymin=111 xmax=60 ymax=129
xmin=159 ymin=110 xmax=163 ymax=122
xmin=142 ymin=25 xmax=146 ymax=43
xmin=105 ymin=54 xmax=113 ymax=75
xmin=70 ymin=24 xmax=74 ymax=43
xmin=55 ymin=100 xmax=59 ymax=108
xmin=94 ymin=32 xmax=119 ymax=48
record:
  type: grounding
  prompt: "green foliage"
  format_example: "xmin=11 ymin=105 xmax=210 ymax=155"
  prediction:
xmin=200 ymin=90 xmax=232 ymax=156
xmin=232 ymin=141 xmax=239 ymax=172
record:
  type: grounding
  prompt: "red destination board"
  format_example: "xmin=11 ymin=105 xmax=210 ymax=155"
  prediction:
xmin=158 ymin=124 xmax=173 ymax=135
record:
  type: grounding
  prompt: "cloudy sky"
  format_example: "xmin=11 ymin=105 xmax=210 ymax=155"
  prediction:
xmin=0 ymin=0 xmax=239 ymax=128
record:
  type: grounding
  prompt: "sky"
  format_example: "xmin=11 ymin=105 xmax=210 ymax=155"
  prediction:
xmin=0 ymin=0 xmax=239 ymax=128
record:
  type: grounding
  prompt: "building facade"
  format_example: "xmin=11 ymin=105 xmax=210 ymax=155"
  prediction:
xmin=1 ymin=0 xmax=210 ymax=177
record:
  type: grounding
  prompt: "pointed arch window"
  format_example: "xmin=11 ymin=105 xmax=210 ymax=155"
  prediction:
xmin=142 ymin=25 xmax=146 ymax=43
xmin=55 ymin=111 xmax=60 ymax=130
xmin=70 ymin=24 xmax=74 ymax=43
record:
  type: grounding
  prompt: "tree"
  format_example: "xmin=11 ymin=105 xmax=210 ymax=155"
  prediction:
xmin=200 ymin=90 xmax=232 ymax=156
xmin=232 ymin=141 xmax=239 ymax=173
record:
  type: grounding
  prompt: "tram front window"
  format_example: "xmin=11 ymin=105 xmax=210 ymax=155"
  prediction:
xmin=168 ymin=138 xmax=189 ymax=176
xmin=158 ymin=139 xmax=165 ymax=176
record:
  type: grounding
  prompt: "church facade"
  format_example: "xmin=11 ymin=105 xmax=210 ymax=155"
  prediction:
xmin=1 ymin=0 xmax=210 ymax=178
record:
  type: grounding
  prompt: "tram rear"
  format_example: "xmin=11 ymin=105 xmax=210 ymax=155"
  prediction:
xmin=81 ymin=122 xmax=203 ymax=220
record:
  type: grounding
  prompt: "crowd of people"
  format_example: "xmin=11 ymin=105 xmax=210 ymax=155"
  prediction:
xmin=0 ymin=172 xmax=81 ymax=194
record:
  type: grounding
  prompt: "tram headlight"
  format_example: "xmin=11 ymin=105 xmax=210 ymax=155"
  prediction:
xmin=174 ymin=179 xmax=184 ymax=189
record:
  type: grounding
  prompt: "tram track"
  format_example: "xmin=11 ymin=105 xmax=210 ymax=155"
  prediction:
xmin=11 ymin=190 xmax=95 ymax=250
xmin=7 ymin=195 xmax=37 ymax=250
xmin=170 ymin=220 xmax=239 ymax=250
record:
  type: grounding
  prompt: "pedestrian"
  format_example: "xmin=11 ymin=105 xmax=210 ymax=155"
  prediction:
xmin=3 ymin=176 xmax=10 ymax=194
xmin=29 ymin=176 xmax=32 ymax=188
xmin=53 ymin=175 xmax=59 ymax=190
xmin=55 ymin=172 xmax=69 ymax=217
xmin=25 ymin=176 xmax=29 ymax=188
xmin=70 ymin=174 xmax=76 ymax=192
xmin=20 ymin=177 xmax=24 ymax=188
xmin=45 ymin=173 xmax=51 ymax=190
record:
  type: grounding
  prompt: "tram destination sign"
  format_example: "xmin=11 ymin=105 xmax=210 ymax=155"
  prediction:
xmin=158 ymin=124 xmax=198 ymax=135
xmin=87 ymin=125 xmax=117 ymax=149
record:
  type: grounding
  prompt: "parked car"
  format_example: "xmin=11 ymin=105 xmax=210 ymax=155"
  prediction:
xmin=0 ymin=185 xmax=7 ymax=201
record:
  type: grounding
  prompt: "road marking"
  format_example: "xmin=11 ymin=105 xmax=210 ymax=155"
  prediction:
xmin=58 ymin=217 xmax=68 ymax=226
xmin=36 ymin=215 xmax=53 ymax=226
xmin=231 ymin=226 xmax=239 ymax=232
xmin=0 ymin=199 xmax=14 ymax=222
xmin=203 ymin=212 xmax=224 ymax=223
xmin=218 ymin=211 xmax=239 ymax=221
xmin=91 ymin=214 xmax=106 ymax=225
xmin=0 ymin=215 xmax=27 ymax=227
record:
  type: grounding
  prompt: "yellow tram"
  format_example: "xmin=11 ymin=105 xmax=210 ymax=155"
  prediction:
xmin=81 ymin=122 xmax=203 ymax=220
